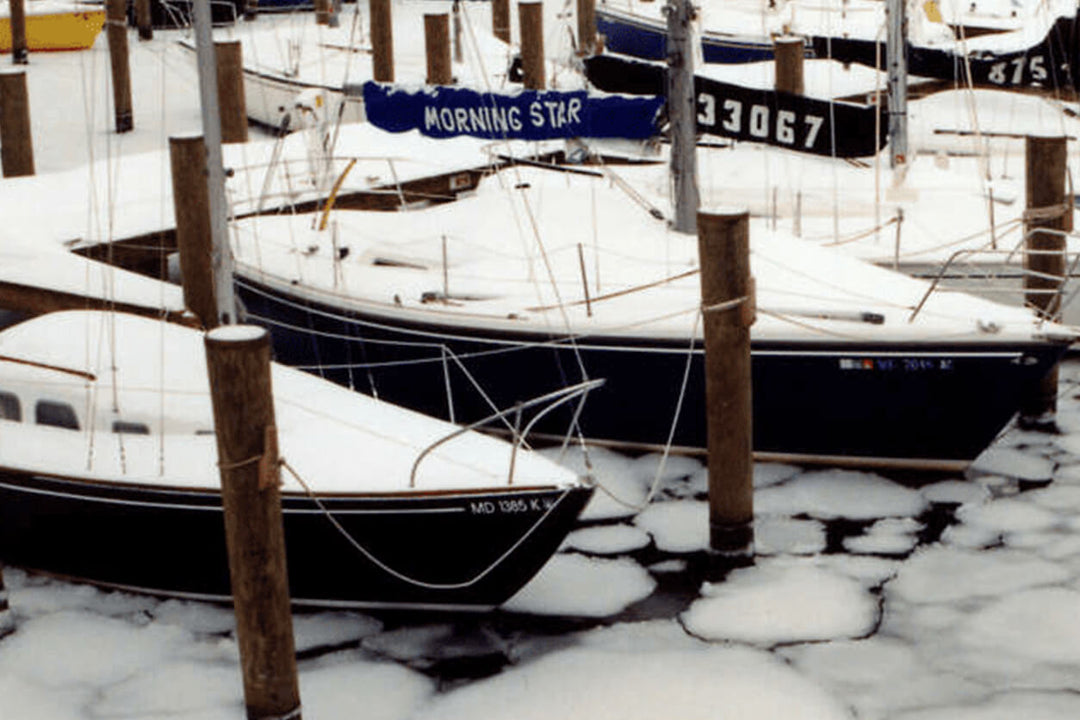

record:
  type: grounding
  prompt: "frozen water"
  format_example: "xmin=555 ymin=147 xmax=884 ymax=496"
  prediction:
xmin=681 ymin=560 xmax=878 ymax=645
xmin=755 ymin=470 xmax=927 ymax=520
xmin=956 ymin=498 xmax=1061 ymax=534
xmin=755 ymin=517 xmax=827 ymax=555
xmin=970 ymin=448 xmax=1054 ymax=482
xmin=753 ymin=463 xmax=803 ymax=488
xmin=562 ymin=524 xmax=653 ymax=555
xmin=633 ymin=500 xmax=709 ymax=552
xmin=888 ymin=547 xmax=1072 ymax=604
xmin=292 ymin=612 xmax=383 ymax=654
xmin=409 ymin=645 xmax=854 ymax=720
xmin=920 ymin=479 xmax=991 ymax=506
xmin=501 ymin=554 xmax=656 ymax=617
xmin=843 ymin=518 xmax=922 ymax=556
xmin=890 ymin=691 xmax=1080 ymax=720
xmin=298 ymin=658 xmax=433 ymax=720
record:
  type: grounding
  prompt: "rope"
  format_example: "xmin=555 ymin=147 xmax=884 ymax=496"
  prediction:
xmin=279 ymin=458 xmax=574 ymax=591
xmin=1023 ymin=203 xmax=1072 ymax=222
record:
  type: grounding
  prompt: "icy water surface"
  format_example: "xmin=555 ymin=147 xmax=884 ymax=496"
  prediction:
xmin=5 ymin=361 xmax=1080 ymax=719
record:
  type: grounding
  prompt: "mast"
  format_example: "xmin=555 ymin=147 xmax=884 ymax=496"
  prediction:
xmin=886 ymin=0 xmax=908 ymax=168
xmin=191 ymin=0 xmax=237 ymax=325
xmin=666 ymin=0 xmax=699 ymax=233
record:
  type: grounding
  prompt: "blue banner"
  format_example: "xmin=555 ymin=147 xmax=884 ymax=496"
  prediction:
xmin=362 ymin=82 xmax=664 ymax=140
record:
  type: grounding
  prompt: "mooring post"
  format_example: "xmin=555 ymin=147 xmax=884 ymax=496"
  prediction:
xmin=774 ymin=36 xmax=804 ymax=95
xmin=577 ymin=0 xmax=596 ymax=55
xmin=245 ymin=0 xmax=258 ymax=20
xmin=316 ymin=0 xmax=332 ymax=25
xmin=135 ymin=0 xmax=153 ymax=40
xmin=9 ymin=0 xmax=28 ymax=64
xmin=215 ymin=41 xmax=249 ymax=144
xmin=519 ymin=1 xmax=545 ymax=90
xmin=425 ymin=14 xmax=452 ymax=85
xmin=698 ymin=209 xmax=755 ymax=565
xmin=205 ymin=327 xmax=301 ymax=720
xmin=105 ymin=0 xmax=134 ymax=133
xmin=1021 ymin=134 xmax=1069 ymax=425
xmin=170 ymin=135 xmax=220 ymax=329
xmin=370 ymin=0 xmax=395 ymax=82
xmin=492 ymin=0 xmax=511 ymax=43
xmin=0 ymin=70 xmax=34 ymax=177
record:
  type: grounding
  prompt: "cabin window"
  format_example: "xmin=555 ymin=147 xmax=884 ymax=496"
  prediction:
xmin=112 ymin=420 xmax=150 ymax=435
xmin=35 ymin=400 xmax=80 ymax=430
xmin=0 ymin=391 xmax=21 ymax=422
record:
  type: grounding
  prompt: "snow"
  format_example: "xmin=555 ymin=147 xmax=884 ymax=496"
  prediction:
xmin=755 ymin=470 xmax=928 ymax=520
xmin=562 ymin=523 xmax=652 ymax=555
xmin=410 ymin=645 xmax=854 ymax=720
xmin=681 ymin=561 xmax=879 ymax=645
xmin=633 ymin=500 xmax=709 ymax=553
xmin=500 ymin=554 xmax=657 ymax=617
xmin=970 ymin=448 xmax=1056 ymax=482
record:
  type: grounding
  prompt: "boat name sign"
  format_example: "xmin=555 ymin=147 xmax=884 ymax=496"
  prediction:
xmin=362 ymin=82 xmax=665 ymax=140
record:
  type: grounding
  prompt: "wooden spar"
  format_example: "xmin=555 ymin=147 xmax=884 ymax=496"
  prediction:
xmin=215 ymin=41 xmax=249 ymax=144
xmin=425 ymin=14 xmax=452 ymax=86
xmin=0 ymin=70 xmax=34 ymax=177
xmin=698 ymin=209 xmax=755 ymax=561
xmin=577 ymin=0 xmax=596 ymax=56
xmin=205 ymin=327 xmax=301 ymax=720
xmin=0 ymin=564 xmax=11 ymax=638
xmin=370 ymin=0 xmax=395 ymax=82
xmin=667 ymin=0 xmax=698 ymax=234
xmin=105 ymin=0 xmax=133 ymax=133
xmin=774 ymin=36 xmax=804 ymax=95
xmin=245 ymin=0 xmax=258 ymax=20
xmin=0 ymin=279 xmax=195 ymax=326
xmin=191 ymin=0 xmax=236 ymax=326
xmin=452 ymin=0 xmax=463 ymax=63
xmin=169 ymin=135 xmax=219 ymax=330
xmin=492 ymin=0 xmax=510 ymax=43
xmin=9 ymin=0 xmax=28 ymax=64
xmin=1021 ymin=135 xmax=1068 ymax=425
xmin=316 ymin=0 xmax=333 ymax=25
xmin=135 ymin=0 xmax=153 ymax=40
xmin=886 ymin=0 xmax=907 ymax=167
xmin=519 ymin=2 xmax=545 ymax=90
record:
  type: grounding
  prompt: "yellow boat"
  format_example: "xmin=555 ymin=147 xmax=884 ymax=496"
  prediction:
xmin=1 ymin=0 xmax=105 ymax=52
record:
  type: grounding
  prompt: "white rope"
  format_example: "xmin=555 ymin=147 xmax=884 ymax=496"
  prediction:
xmin=280 ymin=458 xmax=574 ymax=591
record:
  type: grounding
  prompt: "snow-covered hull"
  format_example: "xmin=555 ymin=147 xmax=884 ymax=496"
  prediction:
xmin=237 ymin=278 xmax=1068 ymax=471
xmin=0 ymin=468 xmax=591 ymax=611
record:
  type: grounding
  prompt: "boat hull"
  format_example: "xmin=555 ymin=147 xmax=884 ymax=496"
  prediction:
xmin=237 ymin=279 xmax=1067 ymax=469
xmin=0 ymin=9 xmax=104 ymax=52
xmin=597 ymin=8 xmax=779 ymax=64
xmin=0 ymin=470 xmax=592 ymax=610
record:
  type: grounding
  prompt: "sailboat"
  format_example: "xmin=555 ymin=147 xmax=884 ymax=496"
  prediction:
xmin=227 ymin=162 xmax=1076 ymax=472
xmin=0 ymin=310 xmax=593 ymax=610
xmin=0 ymin=1 xmax=595 ymax=610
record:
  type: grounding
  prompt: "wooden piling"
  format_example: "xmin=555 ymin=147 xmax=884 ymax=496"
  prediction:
xmin=452 ymin=0 xmax=463 ymax=63
xmin=316 ymin=0 xmax=332 ymax=25
xmin=9 ymin=0 xmax=28 ymax=64
xmin=169 ymin=135 xmax=219 ymax=329
xmin=215 ymin=41 xmax=249 ymax=144
xmin=135 ymin=0 xmax=153 ymax=40
xmin=105 ymin=0 xmax=133 ymax=133
xmin=205 ymin=326 xmax=301 ymax=720
xmin=0 ymin=70 xmax=34 ymax=177
xmin=774 ymin=36 xmax=804 ymax=95
xmin=577 ymin=0 xmax=596 ymax=55
xmin=698 ymin=209 xmax=755 ymax=560
xmin=244 ymin=0 xmax=258 ymax=20
xmin=370 ymin=0 xmax=394 ymax=82
xmin=425 ymin=14 xmax=452 ymax=86
xmin=492 ymin=0 xmax=510 ymax=43
xmin=1021 ymin=135 xmax=1068 ymax=424
xmin=519 ymin=1 xmax=545 ymax=90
